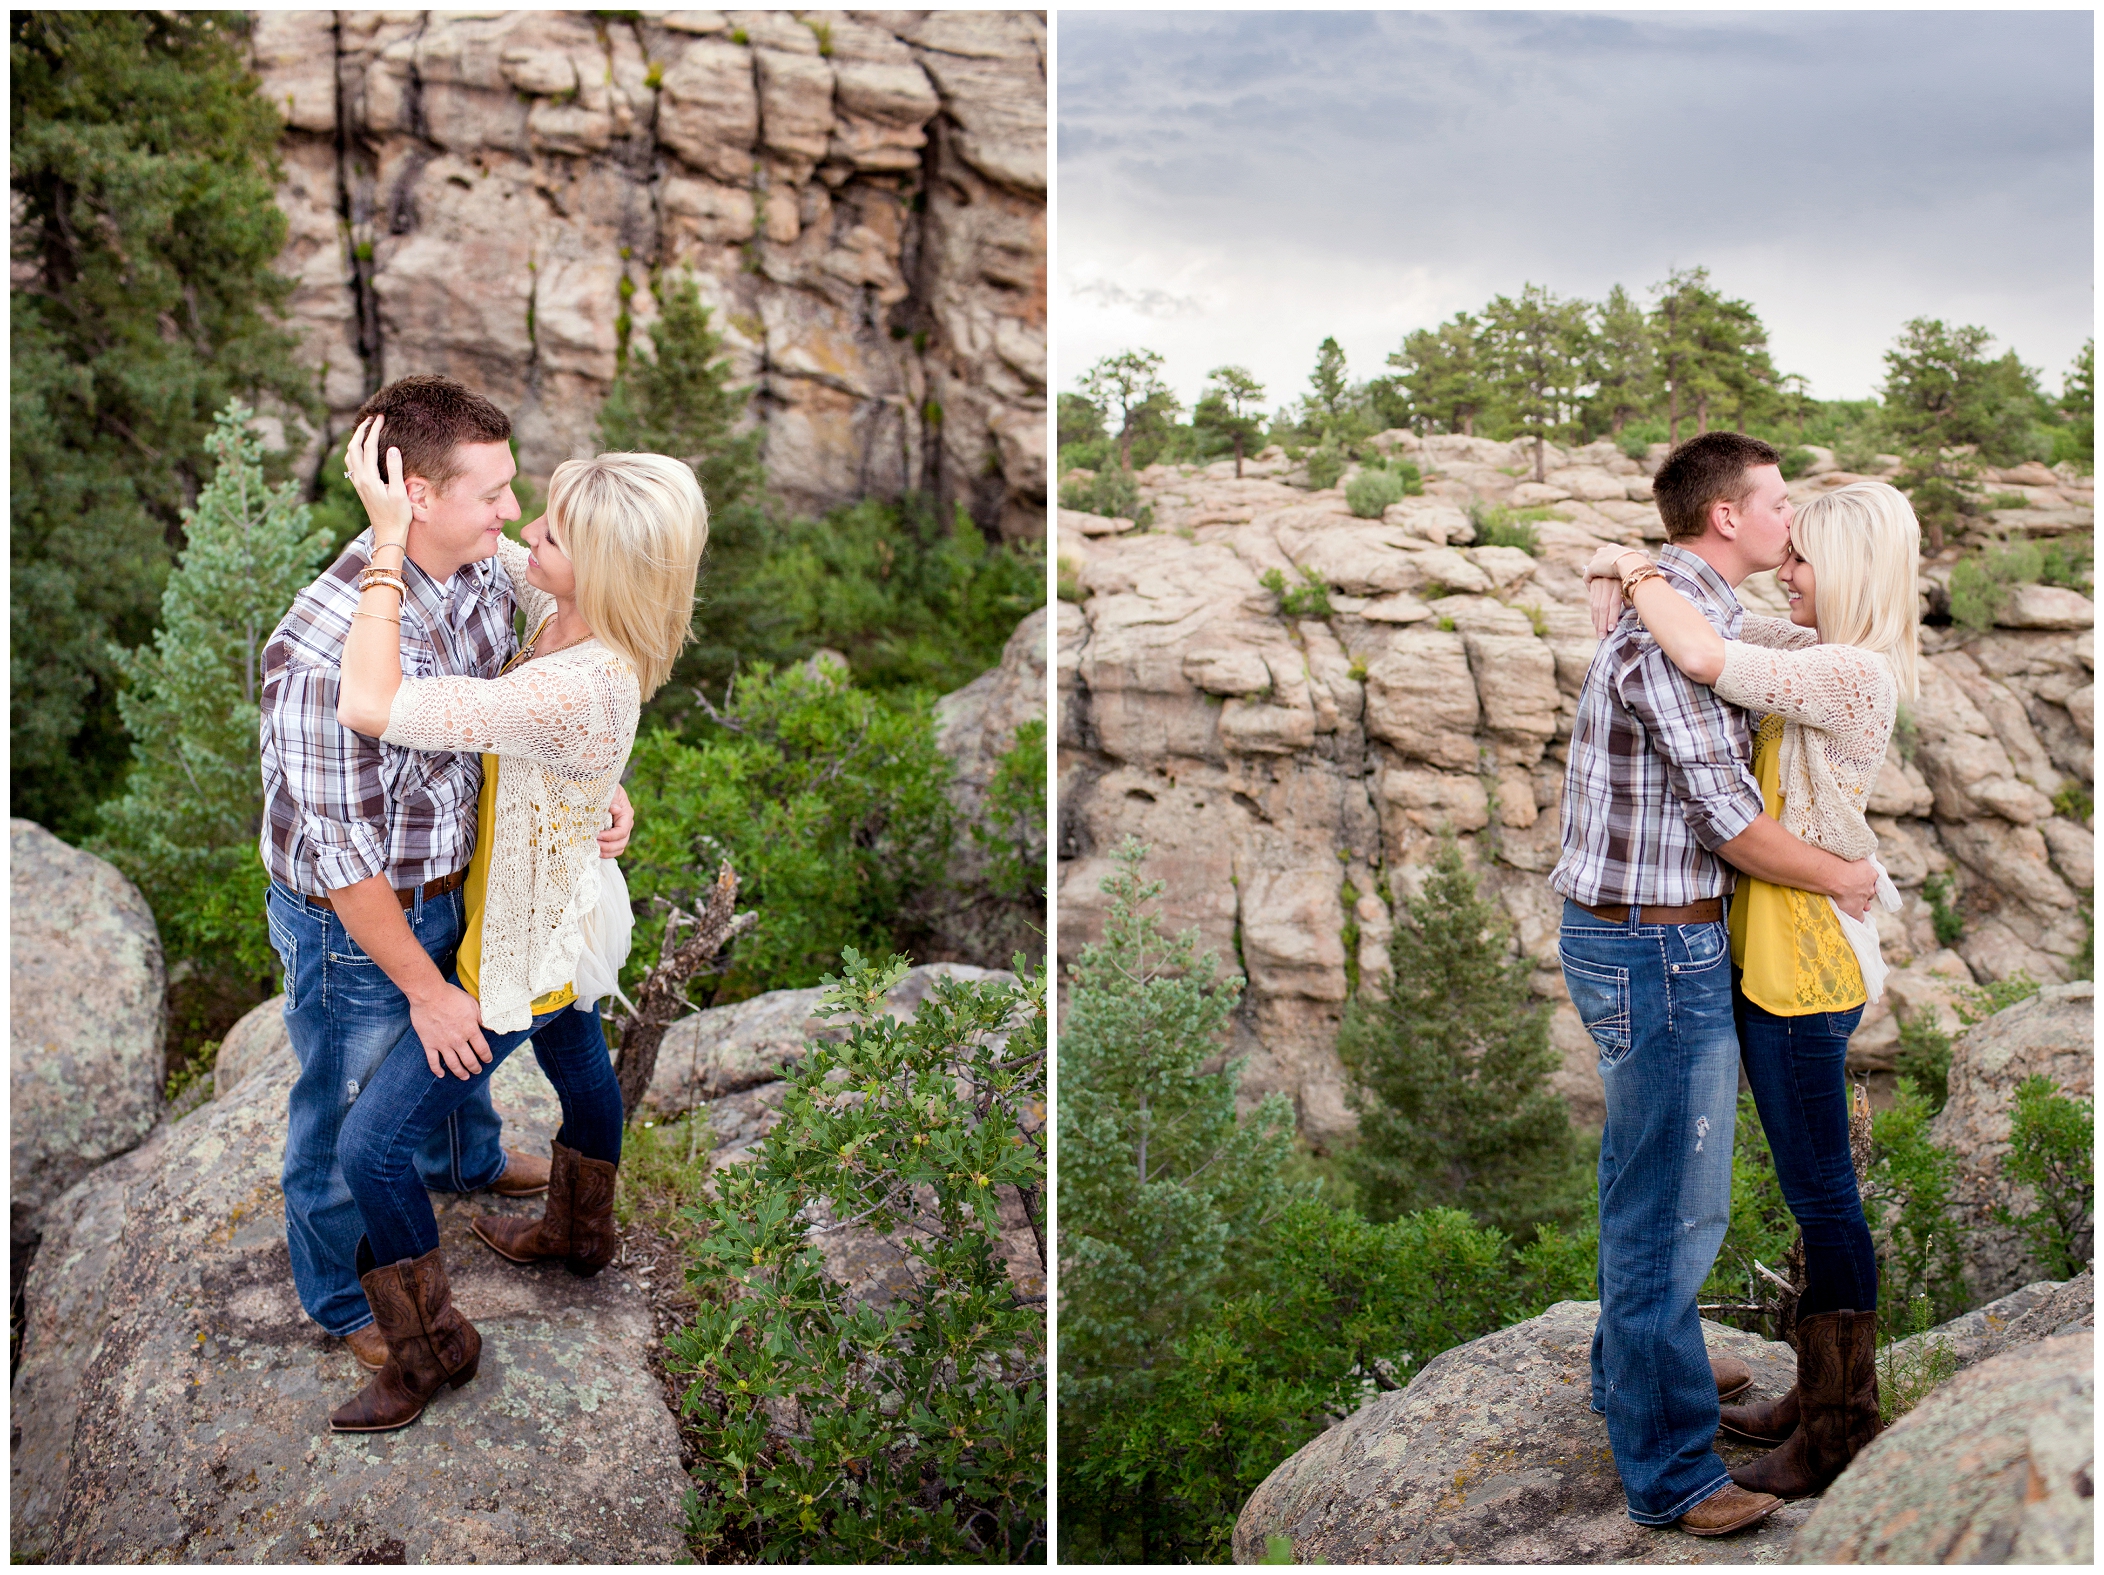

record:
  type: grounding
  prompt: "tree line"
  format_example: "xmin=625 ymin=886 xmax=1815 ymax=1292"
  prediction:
xmin=1061 ymin=269 xmax=2092 ymax=541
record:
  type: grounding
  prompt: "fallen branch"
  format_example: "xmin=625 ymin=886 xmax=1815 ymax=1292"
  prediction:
xmin=607 ymin=860 xmax=757 ymax=1116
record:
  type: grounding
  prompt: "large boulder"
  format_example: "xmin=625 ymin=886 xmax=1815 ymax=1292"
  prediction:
xmin=1929 ymin=981 xmax=2094 ymax=1299
xmin=213 ymin=993 xmax=292 ymax=1099
xmin=1231 ymin=1300 xmax=1814 ymax=1564
xmin=10 ymin=820 xmax=167 ymax=1249
xmin=1792 ymin=1333 xmax=2092 ymax=1564
xmin=9 ymin=1044 xmax=689 ymax=1563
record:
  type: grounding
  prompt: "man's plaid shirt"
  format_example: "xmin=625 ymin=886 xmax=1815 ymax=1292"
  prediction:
xmin=259 ymin=530 xmax=516 ymax=894
xmin=1550 ymin=544 xmax=1765 ymax=910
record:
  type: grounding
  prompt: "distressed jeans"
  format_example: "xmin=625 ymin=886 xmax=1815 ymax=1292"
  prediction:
xmin=1559 ymin=901 xmax=1740 ymax=1524
xmin=266 ymin=879 xmax=507 ymax=1335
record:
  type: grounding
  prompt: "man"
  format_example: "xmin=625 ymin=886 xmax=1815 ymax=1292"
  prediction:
xmin=1551 ymin=431 xmax=1879 ymax=1537
xmin=259 ymin=375 xmax=632 ymax=1368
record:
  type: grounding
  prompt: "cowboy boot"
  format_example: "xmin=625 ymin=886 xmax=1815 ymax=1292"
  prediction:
xmin=328 ymin=1246 xmax=481 ymax=1432
xmin=1720 ymin=1384 xmax=1799 ymax=1444
xmin=1710 ymin=1354 xmax=1754 ymax=1405
xmin=1728 ymin=1308 xmax=1882 ymax=1498
xmin=471 ymin=1138 xmax=618 ymax=1278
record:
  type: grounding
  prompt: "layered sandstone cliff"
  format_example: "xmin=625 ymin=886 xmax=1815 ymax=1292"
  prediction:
xmin=1057 ymin=436 xmax=2094 ymax=1142
xmin=252 ymin=9 xmax=1046 ymax=538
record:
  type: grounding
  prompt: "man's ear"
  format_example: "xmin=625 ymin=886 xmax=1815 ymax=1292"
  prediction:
xmin=403 ymin=474 xmax=431 ymax=518
xmin=1708 ymin=495 xmax=1738 ymax=540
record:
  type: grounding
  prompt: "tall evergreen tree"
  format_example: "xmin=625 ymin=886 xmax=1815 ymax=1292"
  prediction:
xmin=1587 ymin=284 xmax=1658 ymax=438
xmin=1481 ymin=283 xmax=1594 ymax=482
xmin=1337 ymin=840 xmax=1582 ymax=1237
xmin=1058 ymin=840 xmax=1299 ymax=1411
xmin=1078 ymin=349 xmax=1173 ymax=471
xmin=95 ymin=401 xmax=333 ymax=984
xmin=1194 ymin=364 xmax=1267 ymax=476
xmin=2057 ymin=338 xmax=2094 ymax=472
xmin=1881 ymin=318 xmax=2047 ymax=550
xmin=1304 ymin=335 xmax=1355 ymax=443
xmin=12 ymin=10 xmax=319 ymax=835
xmin=1650 ymin=266 xmax=1732 ymax=446
xmin=1388 ymin=312 xmax=1489 ymax=436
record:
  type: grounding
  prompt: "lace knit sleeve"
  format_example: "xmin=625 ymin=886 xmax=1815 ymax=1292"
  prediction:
xmin=1738 ymin=614 xmax=1821 ymax=651
xmin=1714 ymin=641 xmax=1895 ymax=740
xmin=382 ymin=651 xmax=636 ymax=777
xmin=494 ymin=536 xmax=553 ymax=637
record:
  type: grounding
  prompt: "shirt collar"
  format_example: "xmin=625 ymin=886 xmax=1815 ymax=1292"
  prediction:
xmin=355 ymin=527 xmax=500 ymax=621
xmin=1656 ymin=543 xmax=1743 ymax=628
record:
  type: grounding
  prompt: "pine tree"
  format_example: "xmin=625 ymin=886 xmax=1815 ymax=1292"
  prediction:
xmin=1193 ymin=365 xmax=1266 ymax=476
xmin=1078 ymin=349 xmax=1174 ymax=472
xmin=1481 ymin=284 xmax=1594 ymax=482
xmin=1337 ymin=840 xmax=1582 ymax=1237
xmin=12 ymin=11 xmax=319 ymax=835
xmin=1882 ymin=318 xmax=2049 ymax=551
xmin=1057 ymin=840 xmax=1299 ymax=1411
xmin=1650 ymin=267 xmax=1730 ymax=447
xmin=95 ymin=400 xmax=334 ymax=983
xmin=2055 ymin=338 xmax=2094 ymax=471
xmin=1587 ymin=284 xmax=1658 ymax=438
xmin=1388 ymin=312 xmax=1489 ymax=436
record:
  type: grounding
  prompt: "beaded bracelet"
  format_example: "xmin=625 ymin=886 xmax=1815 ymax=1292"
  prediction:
xmin=1621 ymin=565 xmax=1666 ymax=602
xmin=357 ymin=567 xmax=407 ymax=596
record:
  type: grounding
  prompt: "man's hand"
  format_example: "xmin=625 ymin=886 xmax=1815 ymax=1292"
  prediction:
xmin=408 ymin=979 xmax=494 ymax=1080
xmin=598 ymin=783 xmax=633 ymax=858
xmin=1828 ymin=858 xmax=1879 ymax=922
xmin=1719 ymin=817 xmax=1878 ymax=920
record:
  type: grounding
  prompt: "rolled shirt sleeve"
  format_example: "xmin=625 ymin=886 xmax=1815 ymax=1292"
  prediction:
xmin=262 ymin=654 xmax=393 ymax=891
xmin=1618 ymin=644 xmax=1765 ymax=851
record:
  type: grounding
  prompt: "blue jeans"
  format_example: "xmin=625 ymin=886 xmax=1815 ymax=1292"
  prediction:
xmin=267 ymin=880 xmax=507 ymax=1335
xmin=1734 ymin=982 xmax=1875 ymax=1318
xmin=340 ymin=1000 xmax=624 ymax=1266
xmin=1559 ymin=901 xmax=1739 ymax=1524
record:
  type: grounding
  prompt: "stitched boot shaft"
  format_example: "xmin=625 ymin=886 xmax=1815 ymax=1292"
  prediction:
xmin=471 ymin=1140 xmax=617 ymax=1277
xmin=328 ymin=1247 xmax=481 ymax=1432
xmin=1727 ymin=1309 xmax=1881 ymax=1498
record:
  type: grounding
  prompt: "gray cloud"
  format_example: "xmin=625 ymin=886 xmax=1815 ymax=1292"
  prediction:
xmin=1058 ymin=9 xmax=2093 ymax=408
xmin=1069 ymin=278 xmax=1208 ymax=318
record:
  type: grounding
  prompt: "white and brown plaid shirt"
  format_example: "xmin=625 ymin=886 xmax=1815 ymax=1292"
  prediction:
xmin=259 ymin=529 xmax=516 ymax=894
xmin=1550 ymin=544 xmax=1765 ymax=910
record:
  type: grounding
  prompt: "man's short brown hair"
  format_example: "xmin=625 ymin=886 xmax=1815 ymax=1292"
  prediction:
xmin=1652 ymin=431 xmax=1782 ymax=542
xmin=353 ymin=374 xmax=511 ymax=493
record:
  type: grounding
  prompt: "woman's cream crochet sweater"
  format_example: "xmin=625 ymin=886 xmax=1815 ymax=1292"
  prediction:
xmin=1714 ymin=614 xmax=1898 ymax=862
xmin=382 ymin=538 xmax=639 ymax=1032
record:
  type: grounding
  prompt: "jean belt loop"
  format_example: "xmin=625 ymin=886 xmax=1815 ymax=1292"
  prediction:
xmin=411 ymin=877 xmax=424 ymax=923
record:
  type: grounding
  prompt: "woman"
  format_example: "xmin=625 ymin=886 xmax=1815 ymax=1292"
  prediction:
xmin=327 ymin=415 xmax=707 ymax=1432
xmin=1586 ymin=480 xmax=1920 ymax=1499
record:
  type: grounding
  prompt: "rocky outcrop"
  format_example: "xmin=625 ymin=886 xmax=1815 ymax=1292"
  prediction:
xmin=10 ymin=1045 xmax=687 ymax=1563
xmin=1057 ymin=438 xmax=2094 ymax=1142
xmin=1929 ymin=982 xmax=2095 ymax=1299
xmin=213 ymin=992 xmax=292 ymax=1099
xmin=1792 ymin=1332 xmax=2093 ymax=1564
xmin=1229 ymin=1299 xmax=1814 ymax=1564
xmin=9 ymin=821 xmax=166 ymax=1250
xmin=252 ymin=9 xmax=1046 ymax=539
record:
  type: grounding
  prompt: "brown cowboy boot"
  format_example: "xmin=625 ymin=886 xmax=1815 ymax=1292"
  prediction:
xmin=1720 ymin=1382 xmax=1799 ymax=1444
xmin=1677 ymin=1481 xmax=1783 ymax=1537
xmin=328 ymin=1246 xmax=481 ymax=1432
xmin=471 ymin=1138 xmax=618 ymax=1278
xmin=1728 ymin=1308 xmax=1883 ymax=1498
xmin=1710 ymin=1354 xmax=1753 ymax=1404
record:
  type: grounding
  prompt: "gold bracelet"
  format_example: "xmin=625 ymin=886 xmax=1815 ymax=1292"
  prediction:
xmin=351 ymin=609 xmax=402 ymax=624
xmin=357 ymin=567 xmax=406 ymax=595
xmin=369 ymin=540 xmax=408 ymax=562
xmin=1621 ymin=565 xmax=1666 ymax=603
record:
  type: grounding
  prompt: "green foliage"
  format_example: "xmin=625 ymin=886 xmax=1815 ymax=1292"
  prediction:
xmin=93 ymin=401 xmax=333 ymax=986
xmin=1780 ymin=446 xmax=1819 ymax=480
xmin=1303 ymin=444 xmax=1346 ymax=492
xmin=1585 ymin=283 xmax=1657 ymax=439
xmin=12 ymin=9 xmax=320 ymax=833
xmin=1876 ymin=1294 xmax=1961 ymax=1425
xmin=1954 ymin=969 xmax=2041 ymax=1025
xmin=1702 ymin=1093 xmax=1801 ymax=1327
xmin=1337 ymin=842 xmax=1584 ymax=1238
xmin=1059 ymin=466 xmax=1149 ymax=527
xmin=1992 ymin=1074 xmax=2094 ymax=1279
xmin=614 ymin=1107 xmax=715 ymax=1250
xmin=1471 ymin=502 xmax=1549 ymax=556
xmin=1344 ymin=467 xmax=1406 ymax=519
xmin=1057 ymin=840 xmax=1299 ymax=1412
xmin=1080 ymin=349 xmax=1176 ymax=471
xmin=1922 ymin=872 xmax=1965 ymax=945
xmin=1650 ymin=267 xmax=1773 ymax=443
xmin=2052 ymin=782 xmax=2093 ymax=823
xmin=1260 ymin=566 xmax=1334 ymax=619
xmin=621 ymin=664 xmax=952 ymax=1005
xmin=2052 ymin=339 xmax=2093 ymax=472
xmin=1895 ymin=1009 xmax=1955 ymax=1115
xmin=1948 ymin=536 xmax=2045 ymax=631
xmin=1883 ymin=318 xmax=2052 ymax=548
xmin=1059 ymin=390 xmax=1108 ymax=451
xmin=1059 ymin=1198 xmax=1597 ymax=1562
xmin=1387 ymin=311 xmax=1489 ymax=436
xmin=666 ymin=952 xmax=1046 ymax=1562
xmin=1482 ymin=283 xmax=1594 ymax=480
xmin=1056 ymin=555 xmax=1085 ymax=604
xmin=971 ymin=719 xmax=1047 ymax=904
xmin=1194 ymin=365 xmax=1268 ymax=476
xmin=1861 ymin=1078 xmax=1971 ymax=1336
xmin=1893 ymin=703 xmax=1920 ymax=763
xmin=2039 ymin=533 xmax=2093 ymax=591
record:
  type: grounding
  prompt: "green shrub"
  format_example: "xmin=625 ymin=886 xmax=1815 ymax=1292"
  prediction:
xmin=1470 ymin=501 xmax=1551 ymax=555
xmin=1861 ymin=1077 xmax=1971 ymax=1336
xmin=1947 ymin=536 xmax=2044 ymax=631
xmin=1060 ymin=1198 xmax=1596 ymax=1563
xmin=1876 ymin=1294 xmax=1961 ymax=1424
xmin=2040 ymin=533 xmax=2093 ymax=590
xmin=1060 ymin=466 xmax=1150 ymax=527
xmin=1992 ymin=1074 xmax=2094 ymax=1278
xmin=972 ymin=718 xmax=1047 ymax=903
xmin=1259 ymin=565 xmax=1334 ymax=619
xmin=1057 ymin=555 xmax=1085 ymax=604
xmin=1988 ymin=490 xmax=2032 ymax=510
xmin=1895 ymin=1009 xmax=1955 ymax=1115
xmin=1954 ymin=970 xmax=2041 ymax=1024
xmin=1922 ymin=872 xmax=1965 ymax=945
xmin=1337 ymin=839 xmax=1585 ymax=1238
xmin=621 ymin=664 xmax=953 ymax=1005
xmin=1344 ymin=467 xmax=1406 ymax=519
xmin=1780 ymin=446 xmax=1819 ymax=480
xmin=666 ymin=952 xmax=1046 ymax=1562
xmin=1304 ymin=445 xmax=1345 ymax=491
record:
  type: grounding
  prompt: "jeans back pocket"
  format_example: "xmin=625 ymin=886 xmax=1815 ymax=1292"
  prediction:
xmin=1561 ymin=953 xmax=1632 ymax=1069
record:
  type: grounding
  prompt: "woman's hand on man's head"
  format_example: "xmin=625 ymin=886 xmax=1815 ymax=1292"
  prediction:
xmin=346 ymin=414 xmax=414 ymax=549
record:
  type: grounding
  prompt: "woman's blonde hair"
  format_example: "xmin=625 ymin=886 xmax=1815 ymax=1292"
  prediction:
xmin=1789 ymin=480 xmax=1920 ymax=702
xmin=545 ymin=452 xmax=708 ymax=699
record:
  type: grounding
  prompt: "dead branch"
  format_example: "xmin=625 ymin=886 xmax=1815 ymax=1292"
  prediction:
xmin=608 ymin=860 xmax=757 ymax=1116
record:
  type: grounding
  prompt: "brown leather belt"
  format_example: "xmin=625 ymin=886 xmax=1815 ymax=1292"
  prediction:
xmin=304 ymin=868 xmax=468 ymax=913
xmin=1581 ymin=897 xmax=1725 ymax=926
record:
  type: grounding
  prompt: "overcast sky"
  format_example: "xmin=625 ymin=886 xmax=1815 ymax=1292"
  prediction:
xmin=1057 ymin=8 xmax=2094 ymax=417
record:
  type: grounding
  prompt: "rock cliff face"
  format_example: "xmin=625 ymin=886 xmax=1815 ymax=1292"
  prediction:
xmin=252 ymin=9 xmax=1046 ymax=539
xmin=1057 ymin=436 xmax=2094 ymax=1143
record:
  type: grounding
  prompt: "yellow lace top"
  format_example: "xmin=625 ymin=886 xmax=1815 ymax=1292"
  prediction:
xmin=1729 ymin=714 xmax=1867 ymax=1015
